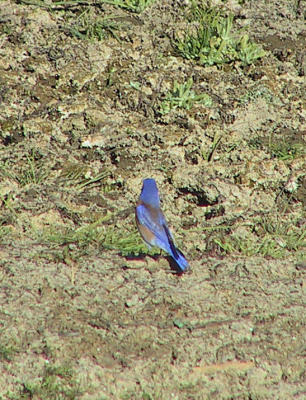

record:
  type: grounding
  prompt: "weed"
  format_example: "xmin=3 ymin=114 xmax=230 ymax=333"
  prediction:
xmin=0 ymin=191 xmax=17 ymax=217
xmin=256 ymin=215 xmax=306 ymax=252
xmin=173 ymin=4 xmax=265 ymax=66
xmin=16 ymin=151 xmax=49 ymax=186
xmin=60 ymin=162 xmax=110 ymax=191
xmin=39 ymin=215 xmax=152 ymax=256
xmin=19 ymin=0 xmax=154 ymax=13
xmin=103 ymin=0 xmax=155 ymax=13
xmin=101 ymin=228 xmax=149 ymax=256
xmin=129 ymin=81 xmax=142 ymax=90
xmin=214 ymin=235 xmax=284 ymax=258
xmin=0 ymin=150 xmax=49 ymax=187
xmin=214 ymin=215 xmax=305 ymax=258
xmin=60 ymin=162 xmax=88 ymax=184
xmin=249 ymin=133 xmax=305 ymax=161
xmin=201 ymin=132 xmax=222 ymax=162
xmin=239 ymin=86 xmax=275 ymax=105
xmin=237 ymin=33 xmax=266 ymax=65
xmin=106 ymin=66 xmax=117 ymax=87
xmin=0 ymin=225 xmax=12 ymax=244
xmin=0 ymin=342 xmax=17 ymax=361
xmin=69 ymin=9 xmax=121 ymax=42
xmin=78 ymin=170 xmax=111 ymax=190
xmin=159 ymin=77 xmax=212 ymax=115
xmin=269 ymin=140 xmax=305 ymax=161
xmin=141 ymin=392 xmax=155 ymax=400
xmin=39 ymin=217 xmax=110 ymax=248
xmin=20 ymin=363 xmax=84 ymax=400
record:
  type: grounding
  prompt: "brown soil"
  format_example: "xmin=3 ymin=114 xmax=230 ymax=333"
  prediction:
xmin=0 ymin=0 xmax=305 ymax=399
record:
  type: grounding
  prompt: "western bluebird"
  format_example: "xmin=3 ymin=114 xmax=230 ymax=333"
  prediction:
xmin=135 ymin=178 xmax=189 ymax=273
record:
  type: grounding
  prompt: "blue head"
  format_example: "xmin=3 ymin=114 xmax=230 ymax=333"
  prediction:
xmin=140 ymin=178 xmax=160 ymax=207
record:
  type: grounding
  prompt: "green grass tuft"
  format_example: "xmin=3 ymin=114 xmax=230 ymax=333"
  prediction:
xmin=159 ymin=77 xmax=212 ymax=115
xmin=60 ymin=163 xmax=110 ymax=191
xmin=102 ymin=0 xmax=155 ymax=13
xmin=0 ymin=225 xmax=12 ymax=244
xmin=269 ymin=140 xmax=305 ymax=161
xmin=201 ymin=131 xmax=222 ymax=162
xmin=19 ymin=363 xmax=84 ymax=400
xmin=213 ymin=215 xmax=305 ymax=258
xmin=248 ymin=132 xmax=305 ymax=162
xmin=18 ymin=151 xmax=49 ymax=186
xmin=68 ymin=9 xmax=122 ymax=42
xmin=0 ymin=342 xmax=17 ymax=361
xmin=19 ymin=0 xmax=155 ymax=13
xmin=39 ymin=216 xmax=153 ymax=257
xmin=173 ymin=4 xmax=265 ymax=66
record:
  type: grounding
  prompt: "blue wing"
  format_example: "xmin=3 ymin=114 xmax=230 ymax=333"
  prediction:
xmin=136 ymin=204 xmax=189 ymax=272
xmin=136 ymin=204 xmax=170 ymax=252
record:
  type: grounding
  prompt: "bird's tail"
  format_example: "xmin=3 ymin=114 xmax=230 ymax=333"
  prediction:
xmin=163 ymin=224 xmax=189 ymax=272
xmin=173 ymin=248 xmax=189 ymax=272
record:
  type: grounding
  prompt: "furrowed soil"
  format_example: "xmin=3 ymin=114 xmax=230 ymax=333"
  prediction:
xmin=0 ymin=0 xmax=305 ymax=399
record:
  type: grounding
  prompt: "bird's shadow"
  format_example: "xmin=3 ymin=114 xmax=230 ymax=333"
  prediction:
xmin=165 ymin=255 xmax=187 ymax=275
xmin=125 ymin=252 xmax=160 ymax=261
xmin=124 ymin=253 xmax=186 ymax=275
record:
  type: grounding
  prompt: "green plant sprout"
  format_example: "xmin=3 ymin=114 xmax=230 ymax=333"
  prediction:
xmin=159 ymin=77 xmax=212 ymax=115
xmin=69 ymin=10 xmax=121 ymax=42
xmin=213 ymin=216 xmax=305 ymax=258
xmin=0 ymin=342 xmax=17 ymax=361
xmin=237 ymin=33 xmax=266 ymax=65
xmin=201 ymin=132 xmax=222 ymax=162
xmin=21 ymin=363 xmax=84 ymax=399
xmin=269 ymin=140 xmax=305 ymax=161
xmin=102 ymin=0 xmax=155 ymax=13
xmin=249 ymin=133 xmax=305 ymax=161
xmin=15 ymin=151 xmax=49 ymax=186
xmin=60 ymin=163 xmax=110 ymax=191
xmin=19 ymin=0 xmax=155 ymax=13
xmin=174 ymin=5 xmax=265 ymax=66
xmin=39 ymin=215 xmax=155 ymax=257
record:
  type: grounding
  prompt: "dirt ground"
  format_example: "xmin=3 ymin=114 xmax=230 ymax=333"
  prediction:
xmin=0 ymin=0 xmax=305 ymax=399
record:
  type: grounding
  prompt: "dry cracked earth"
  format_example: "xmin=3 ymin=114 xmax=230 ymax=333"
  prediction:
xmin=0 ymin=0 xmax=305 ymax=399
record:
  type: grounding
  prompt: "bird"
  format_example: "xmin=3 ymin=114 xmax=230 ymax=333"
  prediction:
xmin=135 ymin=178 xmax=189 ymax=273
